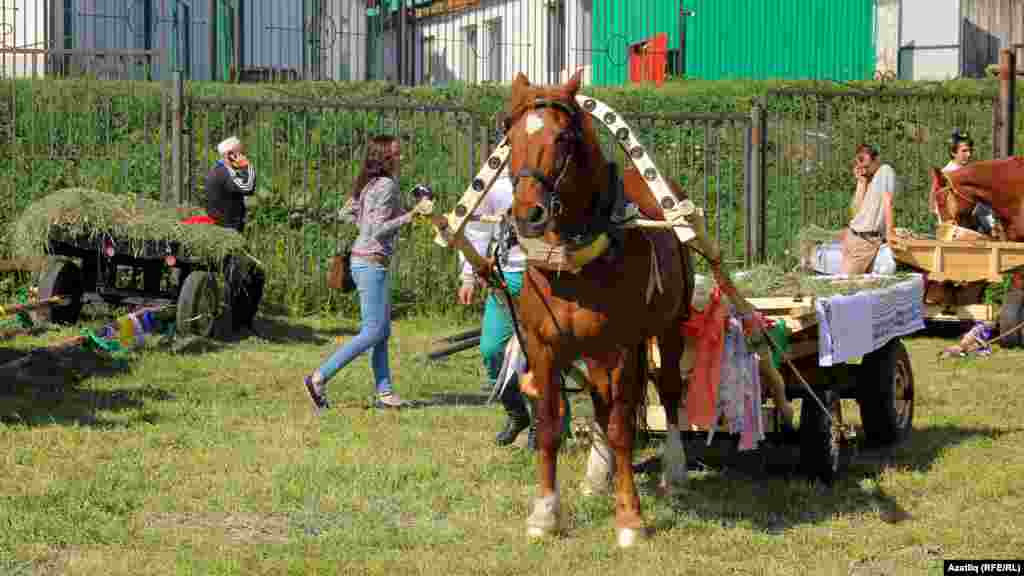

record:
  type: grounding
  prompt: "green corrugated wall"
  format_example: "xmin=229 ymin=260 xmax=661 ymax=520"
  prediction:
xmin=685 ymin=0 xmax=875 ymax=81
xmin=591 ymin=0 xmax=876 ymax=85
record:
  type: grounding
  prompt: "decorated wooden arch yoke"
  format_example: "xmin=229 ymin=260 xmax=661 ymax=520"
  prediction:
xmin=432 ymin=94 xmax=699 ymax=255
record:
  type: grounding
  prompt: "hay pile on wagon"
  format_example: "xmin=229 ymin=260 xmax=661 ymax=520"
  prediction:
xmin=7 ymin=188 xmax=247 ymax=262
xmin=727 ymin=264 xmax=913 ymax=298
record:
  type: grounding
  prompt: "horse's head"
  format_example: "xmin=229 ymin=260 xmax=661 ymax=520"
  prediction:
xmin=930 ymin=166 xmax=982 ymax=225
xmin=504 ymin=69 xmax=605 ymax=240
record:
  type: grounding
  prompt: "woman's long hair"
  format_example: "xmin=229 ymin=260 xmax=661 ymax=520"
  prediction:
xmin=352 ymin=134 xmax=399 ymax=201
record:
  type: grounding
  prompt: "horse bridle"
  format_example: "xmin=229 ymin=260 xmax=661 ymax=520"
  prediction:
xmin=506 ymin=98 xmax=584 ymax=237
xmin=937 ymin=172 xmax=978 ymax=222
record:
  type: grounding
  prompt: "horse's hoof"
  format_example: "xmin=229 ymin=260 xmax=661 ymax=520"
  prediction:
xmin=527 ymin=525 xmax=554 ymax=539
xmin=616 ymin=527 xmax=646 ymax=548
xmin=526 ymin=493 xmax=563 ymax=539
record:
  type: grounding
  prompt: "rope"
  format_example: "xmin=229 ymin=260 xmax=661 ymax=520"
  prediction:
xmin=980 ymin=319 xmax=1024 ymax=347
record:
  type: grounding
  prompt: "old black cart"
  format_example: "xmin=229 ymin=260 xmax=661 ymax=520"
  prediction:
xmin=36 ymin=227 xmax=259 ymax=338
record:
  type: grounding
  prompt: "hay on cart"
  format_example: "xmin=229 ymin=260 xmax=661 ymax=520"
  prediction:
xmin=7 ymin=188 xmax=248 ymax=263
xmin=727 ymin=263 xmax=913 ymax=299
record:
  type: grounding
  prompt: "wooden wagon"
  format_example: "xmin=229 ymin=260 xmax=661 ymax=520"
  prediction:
xmin=35 ymin=225 xmax=260 ymax=338
xmin=645 ymin=275 xmax=922 ymax=483
xmin=891 ymin=224 xmax=1024 ymax=346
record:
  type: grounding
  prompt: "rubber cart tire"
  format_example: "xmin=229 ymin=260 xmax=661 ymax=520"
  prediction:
xmin=35 ymin=258 xmax=84 ymax=325
xmin=858 ymin=338 xmax=914 ymax=448
xmin=800 ymin=388 xmax=844 ymax=484
xmin=177 ymin=271 xmax=218 ymax=338
xmin=998 ymin=289 xmax=1024 ymax=349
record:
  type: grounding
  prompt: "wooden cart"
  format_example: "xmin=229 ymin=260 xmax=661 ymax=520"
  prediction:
xmin=35 ymin=226 xmax=260 ymax=338
xmin=646 ymin=286 xmax=917 ymax=484
xmin=891 ymin=226 xmax=1024 ymax=345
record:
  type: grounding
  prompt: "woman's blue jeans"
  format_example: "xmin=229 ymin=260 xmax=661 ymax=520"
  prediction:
xmin=316 ymin=258 xmax=393 ymax=395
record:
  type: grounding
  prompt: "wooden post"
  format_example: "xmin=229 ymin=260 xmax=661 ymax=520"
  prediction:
xmin=999 ymin=48 xmax=1016 ymax=158
xmin=746 ymin=101 xmax=766 ymax=265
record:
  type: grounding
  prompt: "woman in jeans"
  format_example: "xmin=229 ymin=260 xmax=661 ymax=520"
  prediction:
xmin=303 ymin=134 xmax=433 ymax=411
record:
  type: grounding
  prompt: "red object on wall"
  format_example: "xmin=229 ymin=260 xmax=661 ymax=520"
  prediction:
xmin=628 ymin=33 xmax=668 ymax=87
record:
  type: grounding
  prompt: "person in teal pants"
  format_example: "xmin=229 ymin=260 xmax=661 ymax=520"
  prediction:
xmin=458 ymin=166 xmax=535 ymax=449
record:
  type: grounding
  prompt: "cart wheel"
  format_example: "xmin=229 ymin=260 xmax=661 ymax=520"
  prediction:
xmin=858 ymin=338 xmax=914 ymax=448
xmin=799 ymin=388 xmax=844 ymax=484
xmin=998 ymin=289 xmax=1024 ymax=349
xmin=177 ymin=271 xmax=219 ymax=338
xmin=36 ymin=258 xmax=84 ymax=325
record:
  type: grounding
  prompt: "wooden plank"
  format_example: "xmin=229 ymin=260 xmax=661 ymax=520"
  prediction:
xmin=924 ymin=303 xmax=996 ymax=322
xmin=0 ymin=257 xmax=47 ymax=273
xmin=776 ymin=313 xmax=818 ymax=333
xmin=893 ymin=238 xmax=1024 ymax=282
xmin=645 ymin=404 xmax=778 ymax=434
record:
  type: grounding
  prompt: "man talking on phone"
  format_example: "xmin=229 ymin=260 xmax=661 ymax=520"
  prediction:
xmin=205 ymin=136 xmax=264 ymax=335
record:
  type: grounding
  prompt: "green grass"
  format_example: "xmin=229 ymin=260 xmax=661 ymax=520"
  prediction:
xmin=1 ymin=315 xmax=1023 ymax=575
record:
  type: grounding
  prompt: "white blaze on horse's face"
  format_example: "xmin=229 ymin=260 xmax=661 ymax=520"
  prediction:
xmin=525 ymin=113 xmax=545 ymax=135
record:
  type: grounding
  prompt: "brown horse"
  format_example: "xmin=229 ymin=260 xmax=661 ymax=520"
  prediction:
xmin=502 ymin=69 xmax=693 ymax=547
xmin=930 ymin=157 xmax=1024 ymax=240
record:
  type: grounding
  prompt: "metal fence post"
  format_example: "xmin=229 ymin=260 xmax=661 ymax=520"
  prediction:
xmin=171 ymin=71 xmax=184 ymax=206
xmin=170 ymin=1 xmax=186 ymax=207
xmin=1000 ymin=48 xmax=1016 ymax=158
xmin=746 ymin=101 xmax=766 ymax=265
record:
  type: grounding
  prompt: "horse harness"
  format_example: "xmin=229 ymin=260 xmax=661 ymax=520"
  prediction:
xmin=505 ymin=97 xmax=628 ymax=273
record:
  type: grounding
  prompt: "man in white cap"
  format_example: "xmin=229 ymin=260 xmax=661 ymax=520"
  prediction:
xmin=205 ymin=136 xmax=262 ymax=334
xmin=206 ymin=136 xmax=256 ymax=232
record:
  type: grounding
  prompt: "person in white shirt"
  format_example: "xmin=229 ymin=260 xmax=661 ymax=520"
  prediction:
xmin=942 ymin=129 xmax=973 ymax=174
xmin=939 ymin=129 xmax=998 ymax=235
xmin=458 ymin=159 xmax=535 ymax=449
xmin=841 ymin=144 xmax=898 ymax=275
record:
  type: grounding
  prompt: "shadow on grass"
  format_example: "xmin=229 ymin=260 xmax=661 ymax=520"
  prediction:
xmin=0 ymin=347 xmax=173 ymax=428
xmin=631 ymin=423 xmax=1020 ymax=535
xmin=419 ymin=392 xmax=494 ymax=408
xmin=216 ymin=315 xmax=359 ymax=346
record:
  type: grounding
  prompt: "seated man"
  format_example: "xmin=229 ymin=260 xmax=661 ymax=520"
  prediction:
xmin=841 ymin=144 xmax=898 ymax=275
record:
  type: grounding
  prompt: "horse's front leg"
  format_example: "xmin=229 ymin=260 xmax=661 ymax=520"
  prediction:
xmin=525 ymin=340 xmax=565 ymax=539
xmin=607 ymin=347 xmax=645 ymax=547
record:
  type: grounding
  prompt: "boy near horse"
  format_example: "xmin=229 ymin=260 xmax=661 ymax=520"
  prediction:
xmin=939 ymin=129 xmax=1000 ymax=236
xmin=457 ymin=163 xmax=536 ymax=449
xmin=841 ymin=144 xmax=898 ymax=275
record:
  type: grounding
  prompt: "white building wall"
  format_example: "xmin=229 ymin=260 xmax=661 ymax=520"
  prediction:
xmin=899 ymin=0 xmax=962 ymax=80
xmin=414 ymin=0 xmax=584 ymax=86
xmin=875 ymin=0 xmax=900 ymax=77
xmin=322 ymin=0 xmax=367 ymax=81
xmin=1 ymin=0 xmax=46 ymax=78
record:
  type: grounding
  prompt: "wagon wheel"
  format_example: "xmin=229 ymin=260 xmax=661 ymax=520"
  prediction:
xmin=858 ymin=338 xmax=914 ymax=447
xmin=997 ymin=289 xmax=1024 ymax=349
xmin=799 ymin=388 xmax=844 ymax=484
xmin=176 ymin=271 xmax=219 ymax=338
xmin=35 ymin=258 xmax=84 ymax=325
